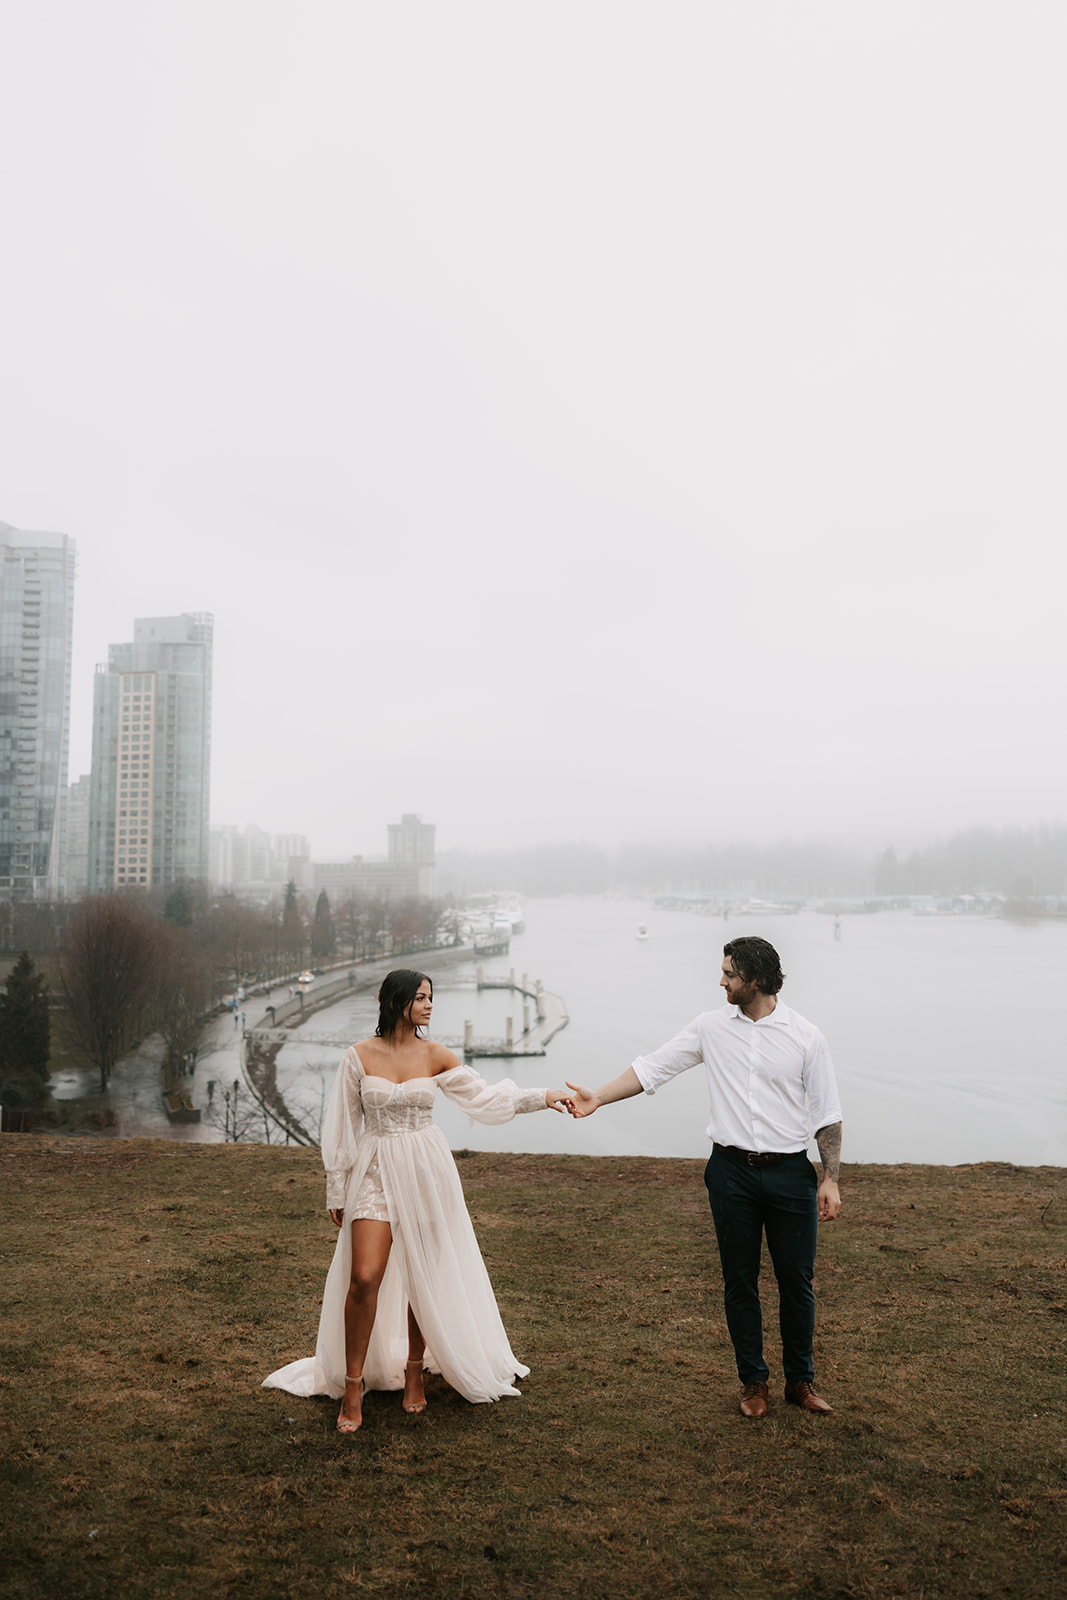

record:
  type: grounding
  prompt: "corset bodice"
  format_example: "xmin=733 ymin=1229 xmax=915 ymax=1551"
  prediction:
xmin=358 ymin=1074 xmax=437 ymax=1138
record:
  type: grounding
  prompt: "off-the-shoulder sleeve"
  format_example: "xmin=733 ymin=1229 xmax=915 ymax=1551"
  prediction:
xmin=436 ymin=1065 xmax=546 ymax=1125
xmin=320 ymin=1046 xmax=363 ymax=1210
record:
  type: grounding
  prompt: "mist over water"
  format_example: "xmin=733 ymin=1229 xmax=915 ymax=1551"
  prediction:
xmin=275 ymin=898 xmax=1067 ymax=1168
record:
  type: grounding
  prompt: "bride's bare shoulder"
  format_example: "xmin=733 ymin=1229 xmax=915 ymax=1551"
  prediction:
xmin=429 ymin=1040 xmax=463 ymax=1075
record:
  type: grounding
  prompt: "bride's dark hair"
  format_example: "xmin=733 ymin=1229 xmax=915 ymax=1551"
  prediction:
xmin=375 ymin=969 xmax=433 ymax=1039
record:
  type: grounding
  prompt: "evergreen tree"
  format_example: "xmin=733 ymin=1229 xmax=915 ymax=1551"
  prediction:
xmin=0 ymin=951 xmax=51 ymax=1109
xmin=162 ymin=882 xmax=194 ymax=927
xmin=310 ymin=890 xmax=336 ymax=959
xmin=281 ymin=880 xmax=305 ymax=965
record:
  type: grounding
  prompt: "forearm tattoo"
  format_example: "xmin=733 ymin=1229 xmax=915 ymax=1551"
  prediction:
xmin=816 ymin=1122 xmax=842 ymax=1181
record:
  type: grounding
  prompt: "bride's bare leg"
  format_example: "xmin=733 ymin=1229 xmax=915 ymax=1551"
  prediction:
xmin=403 ymin=1306 xmax=427 ymax=1413
xmin=340 ymin=1219 xmax=392 ymax=1427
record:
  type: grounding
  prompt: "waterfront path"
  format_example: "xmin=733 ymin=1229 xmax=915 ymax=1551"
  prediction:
xmin=86 ymin=947 xmax=477 ymax=1143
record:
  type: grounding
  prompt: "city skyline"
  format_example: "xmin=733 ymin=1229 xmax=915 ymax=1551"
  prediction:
xmin=209 ymin=813 xmax=436 ymax=902
xmin=87 ymin=613 xmax=213 ymax=893
xmin=0 ymin=523 xmax=77 ymax=899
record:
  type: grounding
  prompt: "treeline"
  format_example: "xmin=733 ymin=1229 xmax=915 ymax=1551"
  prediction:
xmin=0 ymin=883 xmax=442 ymax=1113
xmin=438 ymin=843 xmax=613 ymax=898
xmin=872 ymin=826 xmax=1067 ymax=898
xmin=614 ymin=840 xmax=870 ymax=897
xmin=437 ymin=840 xmax=871 ymax=897
xmin=439 ymin=825 xmax=1067 ymax=900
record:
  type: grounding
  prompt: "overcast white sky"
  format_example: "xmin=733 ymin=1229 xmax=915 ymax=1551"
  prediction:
xmin=1 ymin=2 xmax=1064 ymax=858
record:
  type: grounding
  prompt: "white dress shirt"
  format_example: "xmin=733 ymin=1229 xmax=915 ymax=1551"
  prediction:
xmin=631 ymin=1000 xmax=842 ymax=1153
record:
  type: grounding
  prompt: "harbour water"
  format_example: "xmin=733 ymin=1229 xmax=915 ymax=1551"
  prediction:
xmin=273 ymin=897 xmax=1067 ymax=1168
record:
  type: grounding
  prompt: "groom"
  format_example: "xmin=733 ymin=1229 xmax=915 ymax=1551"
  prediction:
xmin=566 ymin=936 xmax=843 ymax=1418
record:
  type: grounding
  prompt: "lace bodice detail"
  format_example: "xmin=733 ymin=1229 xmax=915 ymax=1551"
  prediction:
xmin=320 ymin=1046 xmax=548 ymax=1212
xmin=359 ymin=1075 xmax=437 ymax=1137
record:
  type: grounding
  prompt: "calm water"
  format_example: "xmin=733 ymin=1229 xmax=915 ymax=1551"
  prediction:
xmin=275 ymin=898 xmax=1067 ymax=1166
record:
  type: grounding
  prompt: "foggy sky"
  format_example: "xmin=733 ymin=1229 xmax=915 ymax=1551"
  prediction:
xmin=2 ymin=3 xmax=1064 ymax=859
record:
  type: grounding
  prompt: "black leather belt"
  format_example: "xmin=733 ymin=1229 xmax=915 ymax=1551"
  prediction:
xmin=714 ymin=1143 xmax=786 ymax=1168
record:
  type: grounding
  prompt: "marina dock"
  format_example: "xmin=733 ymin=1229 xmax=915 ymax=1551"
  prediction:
xmin=445 ymin=968 xmax=569 ymax=1057
xmin=246 ymin=968 xmax=569 ymax=1060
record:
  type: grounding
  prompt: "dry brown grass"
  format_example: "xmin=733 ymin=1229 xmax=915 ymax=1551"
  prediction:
xmin=1 ymin=1136 xmax=1065 ymax=1599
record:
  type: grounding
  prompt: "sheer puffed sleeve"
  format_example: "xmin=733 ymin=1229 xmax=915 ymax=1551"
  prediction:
xmin=320 ymin=1046 xmax=363 ymax=1211
xmin=437 ymin=1065 xmax=546 ymax=1125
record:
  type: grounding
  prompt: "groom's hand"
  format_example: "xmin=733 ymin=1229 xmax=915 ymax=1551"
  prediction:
xmin=564 ymin=1082 xmax=599 ymax=1118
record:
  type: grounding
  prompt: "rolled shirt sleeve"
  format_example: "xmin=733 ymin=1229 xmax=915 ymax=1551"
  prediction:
xmin=631 ymin=1003 xmax=842 ymax=1152
xmin=802 ymin=1024 xmax=843 ymax=1132
xmin=632 ymin=1016 xmax=705 ymax=1095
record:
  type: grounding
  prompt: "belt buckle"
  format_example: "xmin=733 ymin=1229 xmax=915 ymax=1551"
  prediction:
xmin=746 ymin=1150 xmax=759 ymax=1166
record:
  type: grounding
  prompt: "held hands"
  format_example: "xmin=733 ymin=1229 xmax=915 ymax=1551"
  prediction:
xmin=544 ymin=1087 xmax=596 ymax=1115
xmin=563 ymin=1082 xmax=599 ymax=1118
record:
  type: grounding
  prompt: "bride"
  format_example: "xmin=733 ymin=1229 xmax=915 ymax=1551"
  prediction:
xmin=262 ymin=969 xmax=571 ymax=1430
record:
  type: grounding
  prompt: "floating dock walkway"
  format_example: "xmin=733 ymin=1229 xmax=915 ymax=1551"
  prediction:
xmin=246 ymin=967 xmax=568 ymax=1059
xmin=445 ymin=967 xmax=569 ymax=1057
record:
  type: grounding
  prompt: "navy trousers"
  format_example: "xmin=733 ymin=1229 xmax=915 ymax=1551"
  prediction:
xmin=704 ymin=1146 xmax=819 ymax=1386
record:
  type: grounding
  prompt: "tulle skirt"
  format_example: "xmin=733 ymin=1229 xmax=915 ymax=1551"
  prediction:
xmin=262 ymin=1122 xmax=529 ymax=1403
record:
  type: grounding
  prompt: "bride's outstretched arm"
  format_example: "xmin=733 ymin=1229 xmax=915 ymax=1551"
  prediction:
xmin=437 ymin=1064 xmax=551 ymax=1123
xmin=565 ymin=1067 xmax=643 ymax=1119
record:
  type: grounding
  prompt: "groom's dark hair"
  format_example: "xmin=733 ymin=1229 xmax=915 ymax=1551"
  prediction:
xmin=723 ymin=937 xmax=785 ymax=996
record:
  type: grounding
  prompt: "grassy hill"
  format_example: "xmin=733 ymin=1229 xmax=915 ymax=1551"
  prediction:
xmin=1 ymin=1137 xmax=1065 ymax=1599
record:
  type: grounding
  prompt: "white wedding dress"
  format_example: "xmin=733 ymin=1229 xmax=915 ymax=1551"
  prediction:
xmin=262 ymin=1047 xmax=547 ymax=1404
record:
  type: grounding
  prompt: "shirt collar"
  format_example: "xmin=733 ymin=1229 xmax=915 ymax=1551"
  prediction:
xmin=727 ymin=999 xmax=788 ymax=1026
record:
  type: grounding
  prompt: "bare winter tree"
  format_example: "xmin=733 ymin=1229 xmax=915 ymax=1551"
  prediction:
xmin=153 ymin=921 xmax=215 ymax=1088
xmin=391 ymin=896 xmax=441 ymax=952
xmin=334 ymin=893 xmax=361 ymax=960
xmin=60 ymin=897 xmax=159 ymax=1093
xmin=204 ymin=1075 xmax=312 ymax=1146
xmin=208 ymin=894 xmax=267 ymax=994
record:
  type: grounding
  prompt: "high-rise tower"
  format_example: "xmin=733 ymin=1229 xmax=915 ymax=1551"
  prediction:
xmin=387 ymin=813 xmax=436 ymax=898
xmin=88 ymin=614 xmax=213 ymax=892
xmin=0 ymin=523 xmax=77 ymax=900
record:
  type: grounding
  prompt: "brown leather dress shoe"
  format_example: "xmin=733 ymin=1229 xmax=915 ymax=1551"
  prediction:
xmin=739 ymin=1381 xmax=769 ymax=1418
xmin=784 ymin=1380 xmax=833 ymax=1414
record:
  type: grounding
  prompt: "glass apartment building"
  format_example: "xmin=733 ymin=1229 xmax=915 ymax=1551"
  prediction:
xmin=0 ymin=523 xmax=76 ymax=899
xmin=65 ymin=773 xmax=91 ymax=898
xmin=88 ymin=614 xmax=213 ymax=892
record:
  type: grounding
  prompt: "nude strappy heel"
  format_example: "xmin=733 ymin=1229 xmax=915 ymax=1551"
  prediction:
xmin=403 ymin=1359 xmax=427 ymax=1414
xmin=337 ymin=1375 xmax=364 ymax=1433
